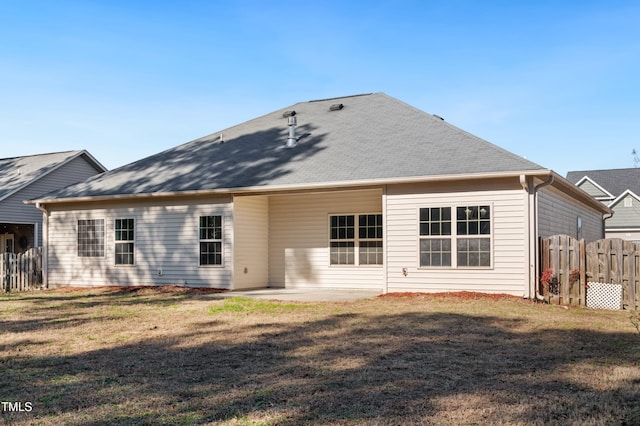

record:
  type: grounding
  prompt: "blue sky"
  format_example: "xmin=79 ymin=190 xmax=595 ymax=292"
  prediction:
xmin=1 ymin=1 xmax=639 ymax=176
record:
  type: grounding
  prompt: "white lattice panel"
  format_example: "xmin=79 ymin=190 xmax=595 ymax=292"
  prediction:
xmin=586 ymin=282 xmax=623 ymax=310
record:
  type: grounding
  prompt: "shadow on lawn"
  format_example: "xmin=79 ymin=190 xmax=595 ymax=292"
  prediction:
xmin=0 ymin=289 xmax=204 ymax=333
xmin=2 ymin=306 xmax=640 ymax=425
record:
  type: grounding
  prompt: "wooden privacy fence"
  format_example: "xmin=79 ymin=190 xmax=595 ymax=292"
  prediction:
xmin=540 ymin=236 xmax=640 ymax=310
xmin=1 ymin=247 xmax=43 ymax=292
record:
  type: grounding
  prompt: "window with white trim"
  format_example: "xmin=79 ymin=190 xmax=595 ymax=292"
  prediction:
xmin=199 ymin=215 xmax=223 ymax=266
xmin=419 ymin=207 xmax=452 ymax=267
xmin=419 ymin=205 xmax=491 ymax=268
xmin=77 ymin=219 xmax=105 ymax=257
xmin=329 ymin=214 xmax=383 ymax=266
xmin=115 ymin=218 xmax=135 ymax=265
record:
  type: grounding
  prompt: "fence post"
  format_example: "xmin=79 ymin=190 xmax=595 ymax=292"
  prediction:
xmin=579 ymin=239 xmax=586 ymax=306
xmin=2 ymin=253 xmax=7 ymax=292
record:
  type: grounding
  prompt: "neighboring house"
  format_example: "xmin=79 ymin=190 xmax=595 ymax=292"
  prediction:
xmin=566 ymin=168 xmax=640 ymax=240
xmin=30 ymin=93 xmax=610 ymax=297
xmin=0 ymin=150 xmax=106 ymax=253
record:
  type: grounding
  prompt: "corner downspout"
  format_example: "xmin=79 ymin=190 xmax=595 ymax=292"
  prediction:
xmin=35 ymin=202 xmax=49 ymax=289
xmin=602 ymin=212 xmax=614 ymax=239
xmin=521 ymin=174 xmax=554 ymax=301
xmin=382 ymin=185 xmax=389 ymax=294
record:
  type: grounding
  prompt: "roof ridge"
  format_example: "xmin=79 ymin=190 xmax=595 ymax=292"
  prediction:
xmin=568 ymin=167 xmax=640 ymax=173
xmin=0 ymin=149 xmax=81 ymax=162
xmin=308 ymin=93 xmax=375 ymax=103
xmin=384 ymin=93 xmax=543 ymax=170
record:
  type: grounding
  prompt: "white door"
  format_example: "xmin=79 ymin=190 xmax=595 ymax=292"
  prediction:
xmin=1 ymin=234 xmax=14 ymax=253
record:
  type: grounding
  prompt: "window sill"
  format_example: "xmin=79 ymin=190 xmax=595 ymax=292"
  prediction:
xmin=417 ymin=266 xmax=494 ymax=270
xmin=329 ymin=264 xmax=384 ymax=268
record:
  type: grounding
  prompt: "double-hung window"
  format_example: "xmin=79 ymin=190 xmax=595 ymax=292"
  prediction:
xmin=456 ymin=206 xmax=491 ymax=267
xmin=77 ymin=219 xmax=105 ymax=257
xmin=419 ymin=205 xmax=491 ymax=268
xmin=419 ymin=207 xmax=452 ymax=267
xmin=199 ymin=215 xmax=223 ymax=266
xmin=329 ymin=214 xmax=383 ymax=266
xmin=115 ymin=218 xmax=135 ymax=265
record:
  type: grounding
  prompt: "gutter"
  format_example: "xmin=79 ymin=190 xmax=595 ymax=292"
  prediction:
xmin=27 ymin=169 xmax=559 ymax=206
xmin=35 ymin=202 xmax=49 ymax=289
xmin=520 ymin=174 xmax=554 ymax=301
xmin=532 ymin=175 xmax=554 ymax=301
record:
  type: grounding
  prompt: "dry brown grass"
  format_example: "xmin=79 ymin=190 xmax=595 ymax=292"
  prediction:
xmin=1 ymin=287 xmax=639 ymax=425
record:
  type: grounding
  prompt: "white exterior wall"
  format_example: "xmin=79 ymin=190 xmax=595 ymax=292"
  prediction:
xmin=46 ymin=197 xmax=233 ymax=288
xmin=538 ymin=186 xmax=604 ymax=242
xmin=269 ymin=189 xmax=383 ymax=289
xmin=385 ymin=181 xmax=529 ymax=296
xmin=233 ymin=195 xmax=269 ymax=289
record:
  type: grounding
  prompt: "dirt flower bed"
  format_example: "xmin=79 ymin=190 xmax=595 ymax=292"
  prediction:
xmin=1 ymin=287 xmax=639 ymax=425
xmin=52 ymin=285 xmax=228 ymax=294
xmin=379 ymin=291 xmax=524 ymax=301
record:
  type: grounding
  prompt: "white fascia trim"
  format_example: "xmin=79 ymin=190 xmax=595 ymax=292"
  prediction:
xmin=27 ymin=170 xmax=556 ymax=205
xmin=574 ymin=175 xmax=615 ymax=199
xmin=608 ymin=189 xmax=640 ymax=208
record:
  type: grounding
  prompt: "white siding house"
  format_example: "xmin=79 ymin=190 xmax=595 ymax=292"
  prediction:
xmin=31 ymin=94 xmax=611 ymax=297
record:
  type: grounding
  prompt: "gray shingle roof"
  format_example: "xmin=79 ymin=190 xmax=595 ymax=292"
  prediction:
xmin=0 ymin=150 xmax=105 ymax=202
xmin=41 ymin=93 xmax=545 ymax=200
xmin=566 ymin=168 xmax=640 ymax=198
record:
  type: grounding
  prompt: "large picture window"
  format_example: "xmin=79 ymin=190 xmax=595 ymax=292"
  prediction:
xmin=77 ymin=219 xmax=105 ymax=257
xmin=115 ymin=218 xmax=135 ymax=265
xmin=330 ymin=214 xmax=383 ymax=266
xmin=419 ymin=205 xmax=491 ymax=268
xmin=199 ymin=215 xmax=222 ymax=266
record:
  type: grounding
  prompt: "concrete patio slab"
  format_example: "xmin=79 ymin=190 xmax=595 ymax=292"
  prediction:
xmin=205 ymin=288 xmax=382 ymax=302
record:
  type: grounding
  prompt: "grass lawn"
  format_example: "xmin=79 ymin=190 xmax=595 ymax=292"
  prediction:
xmin=1 ymin=287 xmax=640 ymax=425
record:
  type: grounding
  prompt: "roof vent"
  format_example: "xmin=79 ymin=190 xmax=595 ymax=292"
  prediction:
xmin=329 ymin=103 xmax=344 ymax=111
xmin=285 ymin=115 xmax=298 ymax=148
xmin=282 ymin=110 xmax=296 ymax=118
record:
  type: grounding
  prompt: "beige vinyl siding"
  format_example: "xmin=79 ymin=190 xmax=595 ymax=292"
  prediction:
xmin=0 ymin=156 xmax=103 ymax=244
xmin=385 ymin=181 xmax=528 ymax=296
xmin=538 ymin=186 xmax=604 ymax=241
xmin=606 ymin=230 xmax=640 ymax=241
xmin=47 ymin=198 xmax=233 ymax=288
xmin=269 ymin=189 xmax=383 ymax=289
xmin=607 ymin=195 xmax=640 ymax=229
xmin=233 ymin=195 xmax=269 ymax=289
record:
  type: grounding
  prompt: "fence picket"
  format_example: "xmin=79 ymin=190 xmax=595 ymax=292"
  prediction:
xmin=541 ymin=236 xmax=640 ymax=310
xmin=0 ymin=248 xmax=43 ymax=292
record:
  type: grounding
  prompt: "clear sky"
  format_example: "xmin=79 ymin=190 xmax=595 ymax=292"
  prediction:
xmin=1 ymin=1 xmax=639 ymax=176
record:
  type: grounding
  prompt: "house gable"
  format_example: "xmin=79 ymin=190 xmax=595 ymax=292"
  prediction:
xmin=574 ymin=176 xmax=614 ymax=201
xmin=606 ymin=190 xmax=640 ymax=230
xmin=0 ymin=150 xmax=106 ymax=203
